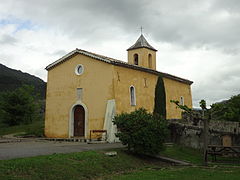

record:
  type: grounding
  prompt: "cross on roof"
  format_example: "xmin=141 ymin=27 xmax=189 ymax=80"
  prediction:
xmin=140 ymin=26 xmax=143 ymax=35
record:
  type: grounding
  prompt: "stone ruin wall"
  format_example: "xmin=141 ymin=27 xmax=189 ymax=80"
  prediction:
xmin=169 ymin=118 xmax=240 ymax=149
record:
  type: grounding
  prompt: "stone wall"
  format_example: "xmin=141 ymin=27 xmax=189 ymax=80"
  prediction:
xmin=169 ymin=119 xmax=240 ymax=149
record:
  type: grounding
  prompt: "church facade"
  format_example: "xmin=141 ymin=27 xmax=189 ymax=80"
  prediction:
xmin=44 ymin=35 xmax=193 ymax=140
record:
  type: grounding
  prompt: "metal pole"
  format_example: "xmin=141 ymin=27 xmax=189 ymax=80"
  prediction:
xmin=203 ymin=109 xmax=209 ymax=166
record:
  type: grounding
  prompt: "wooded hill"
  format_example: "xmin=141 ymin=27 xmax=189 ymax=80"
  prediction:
xmin=0 ymin=63 xmax=46 ymax=99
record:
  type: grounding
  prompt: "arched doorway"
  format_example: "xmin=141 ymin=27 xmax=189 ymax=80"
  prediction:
xmin=74 ymin=105 xmax=85 ymax=137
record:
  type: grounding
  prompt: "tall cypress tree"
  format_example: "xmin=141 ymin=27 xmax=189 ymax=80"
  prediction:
xmin=153 ymin=75 xmax=166 ymax=119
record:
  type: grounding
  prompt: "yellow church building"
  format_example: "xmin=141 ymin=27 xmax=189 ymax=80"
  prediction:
xmin=44 ymin=34 xmax=193 ymax=141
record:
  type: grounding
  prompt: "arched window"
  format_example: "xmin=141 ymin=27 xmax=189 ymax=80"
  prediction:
xmin=180 ymin=96 xmax=184 ymax=105
xmin=148 ymin=54 xmax=152 ymax=68
xmin=130 ymin=86 xmax=136 ymax=106
xmin=134 ymin=54 xmax=138 ymax=65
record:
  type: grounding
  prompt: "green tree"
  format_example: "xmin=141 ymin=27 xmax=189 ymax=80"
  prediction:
xmin=0 ymin=85 xmax=40 ymax=126
xmin=153 ymin=75 xmax=166 ymax=119
xmin=113 ymin=108 xmax=168 ymax=155
xmin=211 ymin=94 xmax=240 ymax=122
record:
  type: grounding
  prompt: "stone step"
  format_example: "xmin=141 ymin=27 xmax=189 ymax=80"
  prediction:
xmin=155 ymin=155 xmax=191 ymax=166
xmin=88 ymin=140 xmax=107 ymax=144
xmin=43 ymin=138 xmax=88 ymax=142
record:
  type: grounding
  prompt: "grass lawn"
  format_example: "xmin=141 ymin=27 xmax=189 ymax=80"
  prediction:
xmin=110 ymin=166 xmax=240 ymax=180
xmin=160 ymin=144 xmax=203 ymax=165
xmin=160 ymin=144 xmax=240 ymax=165
xmin=0 ymin=120 xmax=44 ymax=137
xmin=0 ymin=149 xmax=163 ymax=180
xmin=0 ymin=145 xmax=239 ymax=180
xmin=110 ymin=145 xmax=240 ymax=180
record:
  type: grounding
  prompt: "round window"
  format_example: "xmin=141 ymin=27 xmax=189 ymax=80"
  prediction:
xmin=75 ymin=64 xmax=84 ymax=75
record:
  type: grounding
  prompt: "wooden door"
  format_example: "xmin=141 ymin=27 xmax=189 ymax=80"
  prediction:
xmin=74 ymin=105 xmax=85 ymax=137
xmin=222 ymin=135 xmax=232 ymax=147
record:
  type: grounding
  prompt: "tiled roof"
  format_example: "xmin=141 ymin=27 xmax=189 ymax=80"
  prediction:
xmin=45 ymin=49 xmax=193 ymax=85
xmin=127 ymin=34 xmax=157 ymax=51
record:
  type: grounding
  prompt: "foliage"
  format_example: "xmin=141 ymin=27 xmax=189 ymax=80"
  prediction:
xmin=171 ymin=94 xmax=240 ymax=122
xmin=199 ymin=99 xmax=207 ymax=110
xmin=113 ymin=108 xmax=168 ymax=155
xmin=211 ymin=94 xmax=240 ymax=122
xmin=170 ymin=99 xmax=210 ymax=125
xmin=0 ymin=85 xmax=40 ymax=126
xmin=24 ymin=120 xmax=44 ymax=137
xmin=170 ymin=99 xmax=192 ymax=114
xmin=153 ymin=75 xmax=166 ymax=119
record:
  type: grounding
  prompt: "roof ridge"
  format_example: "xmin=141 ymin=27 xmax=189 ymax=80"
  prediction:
xmin=45 ymin=48 xmax=193 ymax=85
xmin=76 ymin=48 xmax=125 ymax=63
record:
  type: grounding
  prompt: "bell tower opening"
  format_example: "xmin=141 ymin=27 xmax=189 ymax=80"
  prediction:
xmin=127 ymin=34 xmax=157 ymax=70
xmin=148 ymin=54 xmax=152 ymax=68
xmin=134 ymin=54 xmax=139 ymax=65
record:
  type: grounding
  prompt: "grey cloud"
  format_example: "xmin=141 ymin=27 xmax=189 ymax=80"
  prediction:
xmin=1 ymin=0 xmax=240 ymax=106
xmin=0 ymin=34 xmax=18 ymax=45
xmin=2 ymin=0 xmax=238 ymax=50
xmin=7 ymin=0 xmax=239 ymax=54
xmin=50 ymin=50 xmax=67 ymax=56
xmin=192 ymin=63 xmax=240 ymax=107
xmin=0 ymin=53 xmax=16 ymax=69
xmin=32 ymin=68 xmax=47 ymax=82
xmin=212 ymin=0 xmax=240 ymax=14
xmin=1 ymin=0 xmax=150 ymax=40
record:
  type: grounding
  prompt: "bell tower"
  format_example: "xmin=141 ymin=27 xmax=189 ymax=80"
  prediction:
xmin=127 ymin=34 xmax=157 ymax=70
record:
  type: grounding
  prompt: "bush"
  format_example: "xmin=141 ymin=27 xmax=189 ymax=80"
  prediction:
xmin=0 ymin=85 xmax=40 ymax=126
xmin=113 ymin=108 xmax=168 ymax=155
xmin=25 ymin=120 xmax=44 ymax=137
xmin=211 ymin=94 xmax=240 ymax=122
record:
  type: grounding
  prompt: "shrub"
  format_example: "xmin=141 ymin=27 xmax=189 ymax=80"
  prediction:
xmin=113 ymin=108 xmax=168 ymax=155
xmin=0 ymin=85 xmax=40 ymax=126
xmin=211 ymin=94 xmax=240 ymax=122
xmin=25 ymin=120 xmax=44 ymax=137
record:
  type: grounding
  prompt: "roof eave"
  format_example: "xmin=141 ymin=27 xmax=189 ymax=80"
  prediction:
xmin=45 ymin=50 xmax=78 ymax=70
xmin=127 ymin=46 xmax=158 ymax=52
xmin=45 ymin=49 xmax=193 ymax=85
xmin=45 ymin=49 xmax=112 ymax=71
xmin=111 ymin=61 xmax=193 ymax=85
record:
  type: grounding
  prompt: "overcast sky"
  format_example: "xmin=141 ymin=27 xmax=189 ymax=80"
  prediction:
xmin=0 ymin=0 xmax=239 ymax=107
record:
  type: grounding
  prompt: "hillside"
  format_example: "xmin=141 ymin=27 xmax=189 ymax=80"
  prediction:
xmin=0 ymin=63 xmax=46 ymax=99
xmin=211 ymin=94 xmax=240 ymax=122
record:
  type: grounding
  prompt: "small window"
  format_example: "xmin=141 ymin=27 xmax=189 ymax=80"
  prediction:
xmin=134 ymin=54 xmax=138 ymax=65
xmin=75 ymin=64 xmax=84 ymax=75
xmin=148 ymin=54 xmax=152 ymax=68
xmin=144 ymin=78 xmax=147 ymax=88
xmin=130 ymin=86 xmax=136 ymax=106
xmin=180 ymin=96 xmax=184 ymax=105
xmin=77 ymin=88 xmax=83 ymax=101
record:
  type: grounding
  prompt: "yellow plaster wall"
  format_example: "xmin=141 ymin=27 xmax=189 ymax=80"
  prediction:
xmin=163 ymin=77 xmax=193 ymax=119
xmin=113 ymin=66 xmax=192 ymax=119
xmin=128 ymin=48 xmax=156 ymax=70
xmin=45 ymin=54 xmax=114 ymax=138
xmin=113 ymin=66 xmax=157 ymax=114
xmin=45 ymin=52 xmax=192 ymax=138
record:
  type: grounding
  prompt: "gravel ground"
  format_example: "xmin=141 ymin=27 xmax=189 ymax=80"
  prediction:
xmin=0 ymin=139 xmax=124 ymax=160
